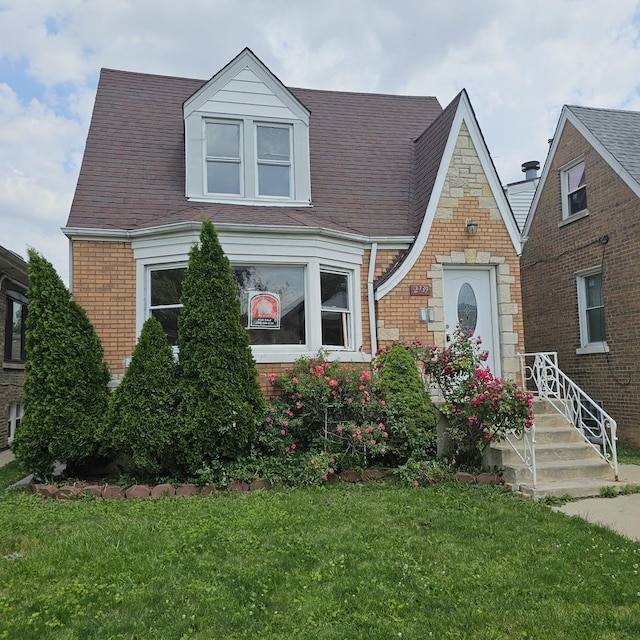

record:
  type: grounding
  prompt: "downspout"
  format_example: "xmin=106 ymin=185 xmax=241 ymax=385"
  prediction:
xmin=67 ymin=237 xmax=74 ymax=293
xmin=367 ymin=242 xmax=378 ymax=357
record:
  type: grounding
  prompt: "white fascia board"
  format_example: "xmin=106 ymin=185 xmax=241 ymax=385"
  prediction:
xmin=565 ymin=109 xmax=640 ymax=199
xmin=522 ymin=109 xmax=564 ymax=238
xmin=183 ymin=49 xmax=309 ymax=124
xmin=375 ymin=92 xmax=522 ymax=302
xmin=63 ymin=221 xmax=413 ymax=249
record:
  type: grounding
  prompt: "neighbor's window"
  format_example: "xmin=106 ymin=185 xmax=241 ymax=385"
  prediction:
xmin=149 ymin=267 xmax=186 ymax=346
xmin=320 ymin=270 xmax=351 ymax=349
xmin=256 ymin=125 xmax=291 ymax=197
xmin=232 ymin=265 xmax=305 ymax=345
xmin=206 ymin=121 xmax=242 ymax=195
xmin=563 ymin=159 xmax=587 ymax=218
xmin=4 ymin=291 xmax=27 ymax=362
xmin=7 ymin=401 xmax=22 ymax=442
xmin=577 ymin=269 xmax=607 ymax=353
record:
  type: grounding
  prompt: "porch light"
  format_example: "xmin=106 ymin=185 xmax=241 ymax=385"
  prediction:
xmin=466 ymin=220 xmax=479 ymax=235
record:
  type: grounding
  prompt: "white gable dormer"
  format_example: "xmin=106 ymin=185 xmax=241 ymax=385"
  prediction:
xmin=184 ymin=48 xmax=311 ymax=206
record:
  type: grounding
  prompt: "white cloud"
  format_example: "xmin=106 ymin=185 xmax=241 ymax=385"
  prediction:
xmin=0 ymin=0 xmax=639 ymax=284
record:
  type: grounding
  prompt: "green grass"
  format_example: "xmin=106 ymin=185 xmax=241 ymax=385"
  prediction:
xmin=618 ymin=446 xmax=640 ymax=466
xmin=1 ymin=478 xmax=639 ymax=639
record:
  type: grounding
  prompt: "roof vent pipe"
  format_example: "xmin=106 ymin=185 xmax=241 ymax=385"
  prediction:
xmin=521 ymin=160 xmax=540 ymax=181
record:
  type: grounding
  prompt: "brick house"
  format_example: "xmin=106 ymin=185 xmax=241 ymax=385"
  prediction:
xmin=0 ymin=245 xmax=28 ymax=450
xmin=521 ymin=104 xmax=640 ymax=446
xmin=64 ymin=48 xmax=524 ymax=396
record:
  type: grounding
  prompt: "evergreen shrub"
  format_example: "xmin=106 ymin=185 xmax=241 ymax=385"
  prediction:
xmin=176 ymin=220 xmax=264 ymax=474
xmin=374 ymin=344 xmax=437 ymax=462
xmin=12 ymin=250 xmax=110 ymax=474
xmin=102 ymin=316 xmax=178 ymax=479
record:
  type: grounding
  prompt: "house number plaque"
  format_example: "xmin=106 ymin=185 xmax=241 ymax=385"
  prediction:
xmin=409 ymin=284 xmax=430 ymax=296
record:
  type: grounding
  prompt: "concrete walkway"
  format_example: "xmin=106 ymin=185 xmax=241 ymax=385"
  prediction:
xmin=554 ymin=463 xmax=640 ymax=541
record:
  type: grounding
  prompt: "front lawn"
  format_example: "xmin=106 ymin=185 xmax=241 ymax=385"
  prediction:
xmin=1 ymin=473 xmax=639 ymax=639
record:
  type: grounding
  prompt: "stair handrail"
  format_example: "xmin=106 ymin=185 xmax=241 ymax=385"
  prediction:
xmin=500 ymin=422 xmax=537 ymax=488
xmin=518 ymin=352 xmax=618 ymax=480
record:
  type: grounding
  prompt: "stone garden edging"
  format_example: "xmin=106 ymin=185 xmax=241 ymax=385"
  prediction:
xmin=29 ymin=469 xmax=500 ymax=500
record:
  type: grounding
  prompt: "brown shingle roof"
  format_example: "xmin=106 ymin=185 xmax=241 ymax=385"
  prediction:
xmin=67 ymin=68 xmax=444 ymax=237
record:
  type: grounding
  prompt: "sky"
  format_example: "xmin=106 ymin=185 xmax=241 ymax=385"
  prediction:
xmin=1 ymin=0 xmax=640 ymax=285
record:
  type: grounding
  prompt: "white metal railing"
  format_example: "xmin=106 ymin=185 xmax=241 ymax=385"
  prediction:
xmin=501 ymin=423 xmax=537 ymax=487
xmin=518 ymin=352 xmax=618 ymax=481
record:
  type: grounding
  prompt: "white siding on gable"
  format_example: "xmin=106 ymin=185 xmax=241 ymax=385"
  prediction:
xmin=505 ymin=180 xmax=538 ymax=232
xmin=201 ymin=68 xmax=298 ymax=120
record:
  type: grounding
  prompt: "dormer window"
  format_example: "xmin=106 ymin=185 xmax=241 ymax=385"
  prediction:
xmin=206 ymin=121 xmax=242 ymax=195
xmin=184 ymin=49 xmax=311 ymax=206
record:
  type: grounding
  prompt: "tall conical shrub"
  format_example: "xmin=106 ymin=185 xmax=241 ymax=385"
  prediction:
xmin=376 ymin=345 xmax=437 ymax=462
xmin=102 ymin=316 xmax=177 ymax=479
xmin=176 ymin=220 xmax=264 ymax=473
xmin=12 ymin=250 xmax=110 ymax=474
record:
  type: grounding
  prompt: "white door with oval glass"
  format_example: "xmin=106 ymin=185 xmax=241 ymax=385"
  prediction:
xmin=443 ymin=267 xmax=499 ymax=375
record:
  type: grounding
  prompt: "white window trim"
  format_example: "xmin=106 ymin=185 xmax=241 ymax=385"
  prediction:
xmin=190 ymin=115 xmax=310 ymax=206
xmin=561 ymin=157 xmax=588 ymax=220
xmin=320 ymin=267 xmax=353 ymax=351
xmin=132 ymin=230 xmax=367 ymax=364
xmin=576 ymin=266 xmax=609 ymax=354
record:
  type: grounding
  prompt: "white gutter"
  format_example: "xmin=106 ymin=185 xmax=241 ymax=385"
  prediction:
xmin=367 ymin=242 xmax=378 ymax=357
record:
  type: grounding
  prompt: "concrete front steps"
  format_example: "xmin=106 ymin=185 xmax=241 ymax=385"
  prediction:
xmin=485 ymin=400 xmax=621 ymax=500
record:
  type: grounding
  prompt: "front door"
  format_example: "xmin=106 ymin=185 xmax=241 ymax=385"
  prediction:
xmin=443 ymin=267 xmax=499 ymax=375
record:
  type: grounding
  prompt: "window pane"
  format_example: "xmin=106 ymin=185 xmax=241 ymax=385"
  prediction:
xmin=207 ymin=161 xmax=241 ymax=194
xmin=257 ymin=126 xmax=290 ymax=161
xmin=206 ymin=122 xmax=240 ymax=158
xmin=232 ymin=266 xmax=305 ymax=345
xmin=150 ymin=268 xmax=186 ymax=306
xmin=321 ymin=272 xmax=349 ymax=309
xmin=569 ymin=187 xmax=587 ymax=215
xmin=258 ymin=164 xmax=290 ymax=197
xmin=151 ymin=308 xmax=181 ymax=346
xmin=10 ymin=303 xmax=23 ymax=360
xmin=567 ymin=162 xmax=586 ymax=192
xmin=585 ymin=274 xmax=603 ymax=307
xmin=457 ymin=282 xmax=478 ymax=333
xmin=321 ymin=311 xmax=349 ymax=347
xmin=587 ymin=307 xmax=605 ymax=343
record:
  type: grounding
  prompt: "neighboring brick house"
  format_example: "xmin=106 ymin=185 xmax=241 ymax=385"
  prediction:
xmin=521 ymin=104 xmax=640 ymax=446
xmin=64 ymin=48 xmax=524 ymax=397
xmin=0 ymin=245 xmax=28 ymax=450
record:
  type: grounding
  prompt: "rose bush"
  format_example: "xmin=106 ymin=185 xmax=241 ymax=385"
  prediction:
xmin=424 ymin=327 xmax=533 ymax=469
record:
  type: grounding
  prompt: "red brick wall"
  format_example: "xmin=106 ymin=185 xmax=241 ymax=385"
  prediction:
xmin=521 ymin=121 xmax=640 ymax=446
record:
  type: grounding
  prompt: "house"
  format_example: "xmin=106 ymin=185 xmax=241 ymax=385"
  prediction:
xmin=521 ymin=104 xmax=640 ymax=447
xmin=504 ymin=161 xmax=540 ymax=232
xmin=64 ymin=48 xmax=525 ymax=396
xmin=0 ymin=245 xmax=28 ymax=450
